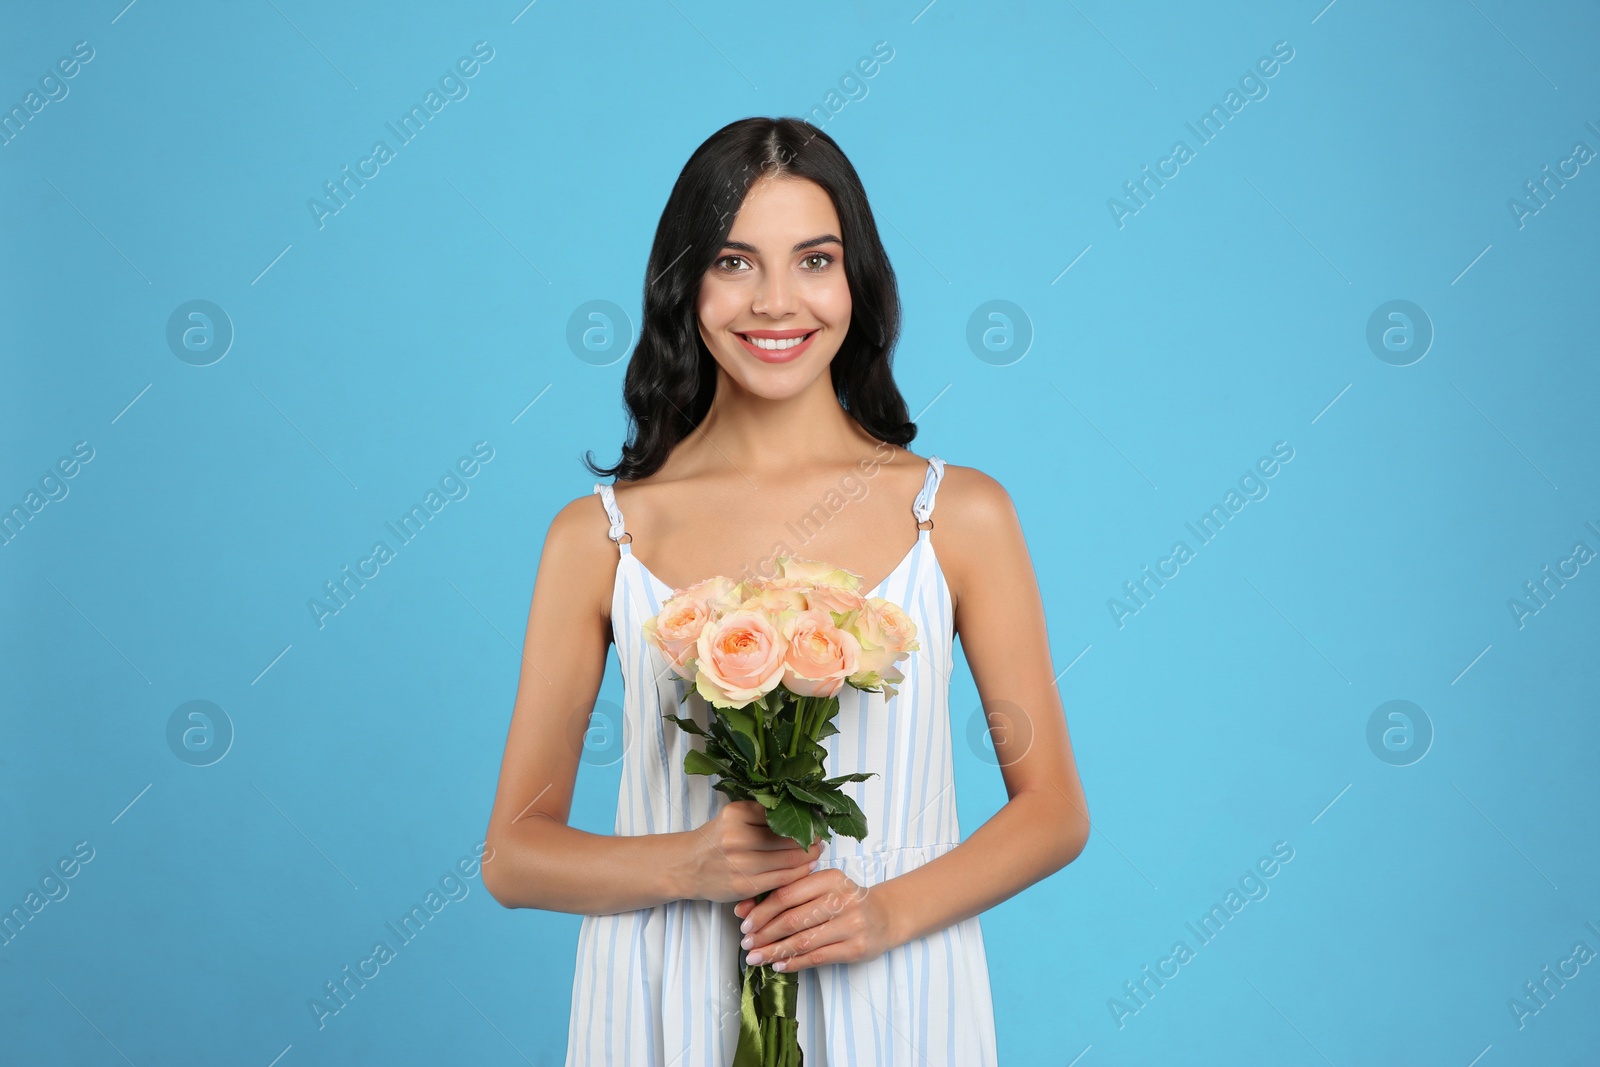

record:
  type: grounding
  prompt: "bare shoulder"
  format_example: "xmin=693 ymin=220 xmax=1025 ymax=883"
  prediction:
xmin=542 ymin=490 xmax=624 ymax=625
xmin=930 ymin=463 xmax=1030 ymax=613
xmin=596 ymin=471 xmax=668 ymax=532
xmin=547 ymin=487 xmax=615 ymax=545
xmin=934 ymin=463 xmax=1017 ymax=537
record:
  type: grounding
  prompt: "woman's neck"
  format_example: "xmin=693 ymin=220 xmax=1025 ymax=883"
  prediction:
xmin=678 ymin=367 xmax=879 ymax=478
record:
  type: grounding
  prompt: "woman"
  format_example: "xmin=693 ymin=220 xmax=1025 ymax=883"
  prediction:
xmin=483 ymin=116 xmax=1090 ymax=1065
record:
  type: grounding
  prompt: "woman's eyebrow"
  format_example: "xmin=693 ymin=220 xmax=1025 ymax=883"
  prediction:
xmin=720 ymin=234 xmax=843 ymax=254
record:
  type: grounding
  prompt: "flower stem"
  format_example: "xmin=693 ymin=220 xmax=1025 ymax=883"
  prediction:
xmin=788 ymin=696 xmax=808 ymax=758
xmin=753 ymin=697 xmax=766 ymax=768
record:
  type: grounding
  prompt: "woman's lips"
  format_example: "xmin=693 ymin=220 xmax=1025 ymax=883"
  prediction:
xmin=736 ymin=329 xmax=818 ymax=363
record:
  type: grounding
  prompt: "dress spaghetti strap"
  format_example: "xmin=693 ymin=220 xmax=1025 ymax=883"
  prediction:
xmin=592 ymin=483 xmax=632 ymax=553
xmin=914 ymin=455 xmax=946 ymax=530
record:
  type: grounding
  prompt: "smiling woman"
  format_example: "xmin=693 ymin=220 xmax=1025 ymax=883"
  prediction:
xmin=693 ymin=178 xmax=853 ymax=393
xmin=483 ymin=116 xmax=1090 ymax=1067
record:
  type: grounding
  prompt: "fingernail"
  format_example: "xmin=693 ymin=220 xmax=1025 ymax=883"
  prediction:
xmin=741 ymin=917 xmax=751 ymax=933
xmin=741 ymin=935 xmax=752 ymax=949
xmin=809 ymin=860 xmax=821 ymax=871
xmin=747 ymin=951 xmax=763 ymax=965
xmin=773 ymin=961 xmax=786 ymax=971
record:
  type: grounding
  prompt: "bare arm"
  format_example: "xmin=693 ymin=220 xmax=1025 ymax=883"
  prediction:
xmin=875 ymin=466 xmax=1090 ymax=946
xmin=481 ymin=494 xmax=694 ymax=914
xmin=482 ymin=494 xmax=823 ymax=915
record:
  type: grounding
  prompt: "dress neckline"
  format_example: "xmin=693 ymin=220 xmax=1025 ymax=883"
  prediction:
xmin=624 ymin=531 xmax=934 ymax=603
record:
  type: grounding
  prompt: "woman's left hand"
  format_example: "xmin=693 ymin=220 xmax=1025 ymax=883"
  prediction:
xmin=733 ymin=867 xmax=899 ymax=973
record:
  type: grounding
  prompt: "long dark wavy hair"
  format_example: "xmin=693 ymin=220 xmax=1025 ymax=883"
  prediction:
xmin=583 ymin=116 xmax=915 ymax=483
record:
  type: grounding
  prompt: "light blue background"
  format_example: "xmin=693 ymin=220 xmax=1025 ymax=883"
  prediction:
xmin=3 ymin=1 xmax=1597 ymax=1064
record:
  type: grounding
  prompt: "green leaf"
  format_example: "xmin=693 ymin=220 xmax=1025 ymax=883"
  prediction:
xmin=814 ymin=718 xmax=840 ymax=740
xmin=824 ymin=771 xmax=878 ymax=786
xmin=783 ymin=782 xmax=839 ymax=811
xmin=721 ymin=703 xmax=758 ymax=741
xmin=822 ymin=802 xmax=868 ymax=840
xmin=750 ymin=791 xmax=781 ymax=809
xmin=771 ymin=752 xmax=822 ymax=782
xmin=834 ymin=789 xmax=867 ymax=824
xmin=714 ymin=707 xmax=760 ymax=767
xmin=701 ymin=738 xmax=734 ymax=765
xmin=774 ymin=717 xmax=796 ymax=754
xmin=683 ymin=749 xmax=727 ymax=777
xmin=787 ymin=782 xmax=852 ymax=815
xmin=765 ymin=796 xmax=816 ymax=849
xmin=705 ymin=720 xmax=755 ymax=774
xmin=662 ymin=713 xmax=707 ymax=737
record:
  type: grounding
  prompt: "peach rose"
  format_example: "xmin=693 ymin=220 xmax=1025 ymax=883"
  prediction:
xmin=694 ymin=609 xmax=788 ymax=708
xmin=741 ymin=570 xmax=809 ymax=597
xmin=678 ymin=574 xmax=746 ymax=617
xmin=845 ymin=597 xmax=921 ymax=679
xmin=776 ymin=555 xmax=862 ymax=592
xmin=642 ymin=575 xmax=745 ymax=680
xmin=739 ymin=584 xmax=809 ymax=620
xmin=806 ymin=583 xmax=866 ymax=617
xmin=643 ymin=596 xmax=713 ymax=681
xmin=780 ymin=609 xmax=862 ymax=698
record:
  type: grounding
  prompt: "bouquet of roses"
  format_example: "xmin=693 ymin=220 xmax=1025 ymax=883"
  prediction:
xmin=642 ymin=554 xmax=920 ymax=1067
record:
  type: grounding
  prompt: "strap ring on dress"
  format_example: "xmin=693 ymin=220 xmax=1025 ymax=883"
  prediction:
xmin=615 ymin=531 xmax=633 ymax=544
xmin=917 ymin=518 xmax=934 ymax=531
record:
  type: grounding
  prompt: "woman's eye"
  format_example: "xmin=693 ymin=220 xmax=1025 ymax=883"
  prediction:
xmin=715 ymin=253 xmax=833 ymax=273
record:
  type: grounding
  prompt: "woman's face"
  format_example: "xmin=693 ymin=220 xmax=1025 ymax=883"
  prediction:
xmin=696 ymin=175 xmax=852 ymax=398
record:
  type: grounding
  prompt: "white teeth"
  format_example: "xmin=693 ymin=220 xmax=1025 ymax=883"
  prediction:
xmin=742 ymin=332 xmax=813 ymax=350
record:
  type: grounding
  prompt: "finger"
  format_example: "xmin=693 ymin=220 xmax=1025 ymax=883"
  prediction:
xmin=743 ymin=821 xmax=808 ymax=849
xmin=741 ymin=875 xmax=831 ymax=941
xmin=768 ymin=938 xmax=854 ymax=973
xmin=732 ymin=800 xmax=775 ymax=825
xmin=752 ymin=847 xmax=821 ymax=877
xmin=749 ymin=856 xmax=817 ymax=899
xmin=753 ymin=827 xmax=819 ymax=852
xmin=763 ymin=841 xmax=824 ymax=871
xmin=778 ymin=861 xmax=816 ymax=891
xmin=749 ymin=917 xmax=848 ymax=970
xmin=734 ymin=894 xmax=769 ymax=917
xmin=759 ymin=839 xmax=823 ymax=865
xmin=753 ymin=875 xmax=863 ymax=944
xmin=767 ymin=841 xmax=825 ymax=869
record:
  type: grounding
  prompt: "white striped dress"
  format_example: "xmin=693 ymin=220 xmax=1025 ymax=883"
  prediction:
xmin=571 ymin=454 xmax=998 ymax=1065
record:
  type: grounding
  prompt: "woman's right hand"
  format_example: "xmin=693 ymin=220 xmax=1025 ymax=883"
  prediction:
xmin=684 ymin=800 xmax=824 ymax=904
